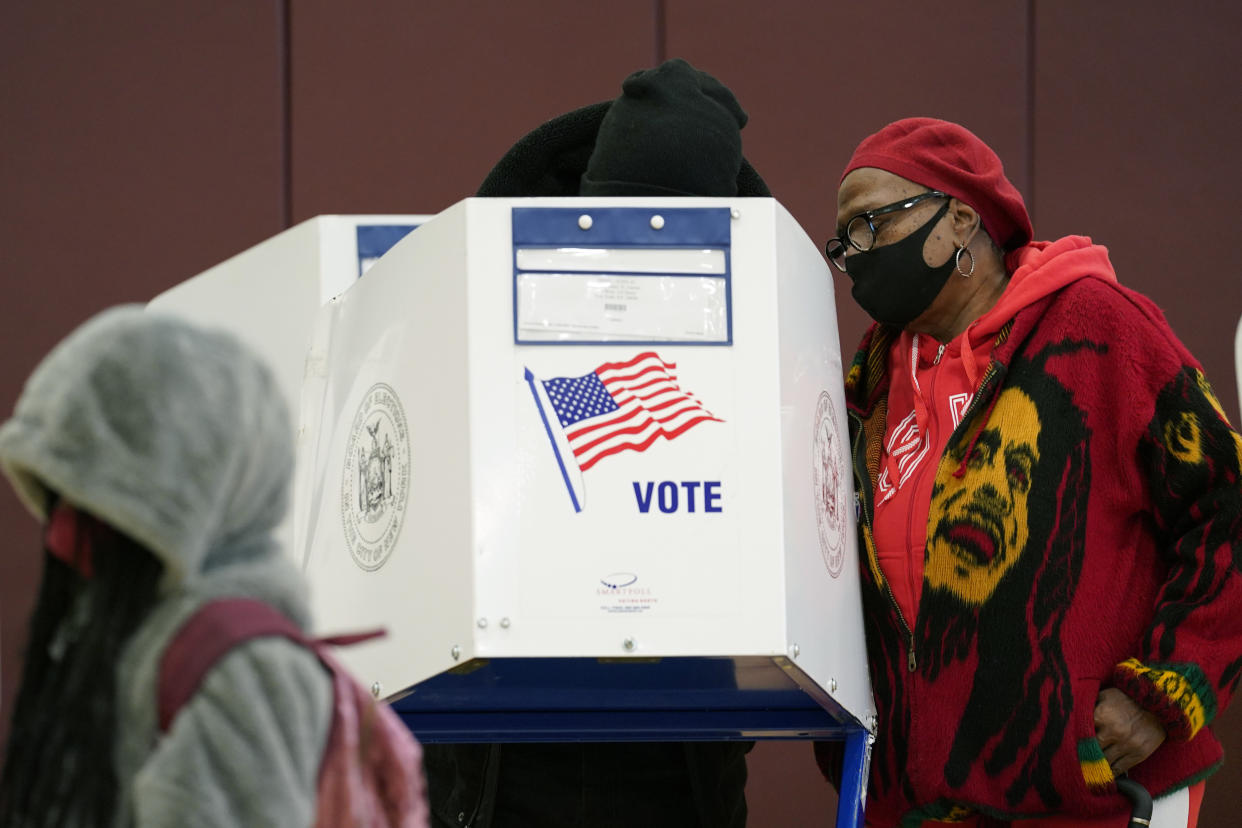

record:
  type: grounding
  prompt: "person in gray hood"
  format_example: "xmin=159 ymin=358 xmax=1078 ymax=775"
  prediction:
xmin=0 ymin=306 xmax=332 ymax=827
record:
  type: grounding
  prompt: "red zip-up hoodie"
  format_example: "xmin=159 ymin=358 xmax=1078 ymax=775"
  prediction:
xmin=872 ymin=237 xmax=1117 ymax=624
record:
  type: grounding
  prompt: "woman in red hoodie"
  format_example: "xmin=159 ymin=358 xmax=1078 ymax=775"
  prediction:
xmin=818 ymin=117 xmax=1242 ymax=827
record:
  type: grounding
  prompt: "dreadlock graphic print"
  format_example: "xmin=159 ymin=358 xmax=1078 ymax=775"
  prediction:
xmin=919 ymin=342 xmax=1096 ymax=811
xmin=1116 ymin=366 xmax=1242 ymax=737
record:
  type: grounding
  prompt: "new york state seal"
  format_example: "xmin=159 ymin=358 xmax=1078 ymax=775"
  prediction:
xmin=342 ymin=382 xmax=410 ymax=572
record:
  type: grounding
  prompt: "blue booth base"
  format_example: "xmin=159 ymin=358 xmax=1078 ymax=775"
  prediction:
xmin=391 ymin=656 xmax=871 ymax=827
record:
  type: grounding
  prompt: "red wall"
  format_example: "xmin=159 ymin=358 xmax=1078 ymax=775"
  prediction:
xmin=3 ymin=2 xmax=1240 ymax=823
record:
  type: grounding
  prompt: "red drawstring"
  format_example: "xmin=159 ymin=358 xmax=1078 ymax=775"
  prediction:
xmin=962 ymin=326 xmax=980 ymax=389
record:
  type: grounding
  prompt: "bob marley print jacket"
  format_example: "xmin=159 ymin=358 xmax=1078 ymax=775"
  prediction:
xmin=831 ymin=237 xmax=1242 ymax=825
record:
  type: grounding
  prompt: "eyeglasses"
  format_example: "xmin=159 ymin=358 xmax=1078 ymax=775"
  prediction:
xmin=823 ymin=190 xmax=949 ymax=272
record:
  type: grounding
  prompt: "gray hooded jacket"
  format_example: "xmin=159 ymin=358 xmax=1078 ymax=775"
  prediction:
xmin=0 ymin=306 xmax=331 ymax=827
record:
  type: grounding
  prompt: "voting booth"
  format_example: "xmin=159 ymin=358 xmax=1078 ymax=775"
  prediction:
xmin=149 ymin=214 xmax=429 ymax=552
xmin=150 ymin=198 xmax=876 ymax=828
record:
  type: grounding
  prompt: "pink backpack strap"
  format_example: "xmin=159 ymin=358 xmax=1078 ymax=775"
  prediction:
xmin=157 ymin=599 xmax=426 ymax=827
xmin=157 ymin=597 xmax=306 ymax=732
xmin=316 ymin=630 xmax=386 ymax=648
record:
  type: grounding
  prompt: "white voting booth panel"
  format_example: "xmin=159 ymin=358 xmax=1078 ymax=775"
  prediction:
xmin=149 ymin=214 xmax=429 ymax=408
xmin=296 ymin=197 xmax=876 ymax=731
xmin=1236 ymin=314 xmax=1242 ymax=418
xmin=147 ymin=215 xmax=429 ymax=551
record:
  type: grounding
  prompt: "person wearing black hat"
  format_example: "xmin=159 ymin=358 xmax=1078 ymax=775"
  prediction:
xmin=477 ymin=57 xmax=769 ymax=201
xmin=424 ymin=58 xmax=764 ymax=828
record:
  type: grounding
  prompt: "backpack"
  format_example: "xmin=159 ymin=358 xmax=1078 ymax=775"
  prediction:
xmin=158 ymin=597 xmax=428 ymax=828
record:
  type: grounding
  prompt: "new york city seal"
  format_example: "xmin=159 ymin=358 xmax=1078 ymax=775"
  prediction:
xmin=812 ymin=390 xmax=847 ymax=578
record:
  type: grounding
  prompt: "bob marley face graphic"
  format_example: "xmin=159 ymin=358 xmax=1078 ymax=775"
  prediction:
xmin=912 ymin=342 xmax=1094 ymax=809
xmin=926 ymin=388 xmax=1039 ymax=605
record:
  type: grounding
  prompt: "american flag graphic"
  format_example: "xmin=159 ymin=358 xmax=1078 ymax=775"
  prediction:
xmin=527 ymin=351 xmax=721 ymax=497
xmin=541 ymin=351 xmax=721 ymax=472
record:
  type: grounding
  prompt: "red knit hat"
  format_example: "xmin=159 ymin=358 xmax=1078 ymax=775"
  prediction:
xmin=841 ymin=117 xmax=1033 ymax=251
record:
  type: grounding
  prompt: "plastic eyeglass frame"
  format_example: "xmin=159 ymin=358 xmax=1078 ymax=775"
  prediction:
xmin=823 ymin=190 xmax=949 ymax=272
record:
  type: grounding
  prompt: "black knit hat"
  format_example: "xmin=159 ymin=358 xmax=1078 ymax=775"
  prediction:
xmin=581 ymin=58 xmax=746 ymax=197
xmin=477 ymin=58 xmax=769 ymax=198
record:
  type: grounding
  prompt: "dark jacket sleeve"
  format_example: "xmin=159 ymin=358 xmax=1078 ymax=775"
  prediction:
xmin=1115 ymin=354 xmax=1242 ymax=741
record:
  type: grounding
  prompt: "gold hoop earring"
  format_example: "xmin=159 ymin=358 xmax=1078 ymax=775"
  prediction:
xmin=955 ymin=244 xmax=975 ymax=278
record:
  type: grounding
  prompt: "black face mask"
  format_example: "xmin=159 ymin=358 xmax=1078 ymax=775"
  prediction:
xmin=845 ymin=200 xmax=954 ymax=326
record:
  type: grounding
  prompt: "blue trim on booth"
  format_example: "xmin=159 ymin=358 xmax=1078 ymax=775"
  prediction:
xmin=392 ymin=655 xmax=871 ymax=825
xmin=391 ymin=656 xmax=868 ymax=739
xmin=512 ymin=207 xmax=731 ymax=246
xmin=356 ymin=223 xmax=420 ymax=276
xmin=510 ymin=206 xmax=733 ymax=346
xmin=838 ymin=727 xmax=872 ymax=828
